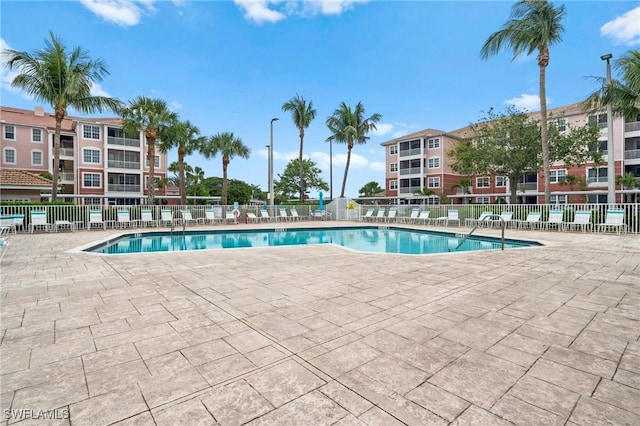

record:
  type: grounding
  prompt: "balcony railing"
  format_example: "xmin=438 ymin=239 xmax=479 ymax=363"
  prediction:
xmin=587 ymin=177 xmax=608 ymax=184
xmin=107 ymin=136 xmax=141 ymax=147
xmin=108 ymin=160 xmax=141 ymax=169
xmin=108 ymin=184 xmax=141 ymax=192
xmin=59 ymin=172 xmax=74 ymax=182
xmin=624 ymin=121 xmax=640 ymax=132
xmin=399 ymin=148 xmax=421 ymax=157
xmin=59 ymin=148 xmax=74 ymax=157
xmin=517 ymin=183 xmax=538 ymax=191
xmin=624 ymin=149 xmax=640 ymax=160
xmin=399 ymin=186 xmax=421 ymax=194
xmin=399 ymin=167 xmax=421 ymax=175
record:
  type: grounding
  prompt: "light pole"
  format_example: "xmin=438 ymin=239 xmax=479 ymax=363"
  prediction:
xmin=269 ymin=117 xmax=279 ymax=208
xmin=329 ymin=139 xmax=333 ymax=201
xmin=601 ymin=53 xmax=615 ymax=204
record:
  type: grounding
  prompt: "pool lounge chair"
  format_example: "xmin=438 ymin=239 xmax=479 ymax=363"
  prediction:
xmin=541 ymin=210 xmax=564 ymax=230
xmin=0 ymin=215 xmax=17 ymax=234
xmin=416 ymin=210 xmax=431 ymax=225
xmin=489 ymin=211 xmax=514 ymax=228
xmin=29 ymin=210 xmax=50 ymax=233
xmin=385 ymin=207 xmax=398 ymax=223
xmin=260 ymin=210 xmax=272 ymax=222
xmin=514 ymin=212 xmax=542 ymax=229
xmin=202 ymin=208 xmax=221 ymax=225
xmin=225 ymin=211 xmax=237 ymax=224
xmin=160 ymin=209 xmax=174 ymax=227
xmin=246 ymin=212 xmax=260 ymax=223
xmin=435 ymin=210 xmax=460 ymax=226
xmin=562 ymin=211 xmax=592 ymax=233
xmin=278 ymin=207 xmax=291 ymax=222
xmin=361 ymin=209 xmax=375 ymax=221
xmin=465 ymin=211 xmax=493 ymax=227
xmin=596 ymin=209 xmax=627 ymax=235
xmin=290 ymin=207 xmax=303 ymax=221
xmin=180 ymin=210 xmax=198 ymax=226
xmin=88 ymin=210 xmax=106 ymax=230
xmin=139 ymin=209 xmax=158 ymax=227
xmin=116 ymin=210 xmax=135 ymax=228
xmin=373 ymin=208 xmax=386 ymax=222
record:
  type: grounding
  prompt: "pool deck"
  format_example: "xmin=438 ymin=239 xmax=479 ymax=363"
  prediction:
xmin=1 ymin=221 xmax=639 ymax=425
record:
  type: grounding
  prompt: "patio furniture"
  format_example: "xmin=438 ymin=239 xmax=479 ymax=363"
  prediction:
xmin=541 ymin=210 xmax=564 ymax=230
xmin=403 ymin=208 xmax=420 ymax=224
xmin=88 ymin=210 xmax=106 ymax=230
xmin=562 ymin=210 xmax=592 ymax=233
xmin=0 ymin=215 xmax=17 ymax=234
xmin=140 ymin=209 xmax=158 ymax=227
xmin=435 ymin=209 xmax=460 ymax=226
xmin=465 ymin=211 xmax=493 ymax=227
xmin=29 ymin=211 xmax=50 ymax=233
xmin=513 ymin=212 xmax=542 ymax=229
xmin=180 ymin=210 xmax=198 ymax=226
xmin=202 ymin=208 xmax=222 ymax=225
xmin=361 ymin=209 xmax=375 ymax=221
xmin=595 ymin=209 xmax=627 ymax=235
xmin=116 ymin=210 xmax=135 ymax=228
xmin=53 ymin=220 xmax=76 ymax=232
xmin=416 ymin=210 xmax=431 ymax=225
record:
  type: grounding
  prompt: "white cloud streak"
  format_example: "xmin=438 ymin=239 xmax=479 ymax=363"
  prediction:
xmin=79 ymin=0 xmax=157 ymax=26
xmin=503 ymin=93 xmax=551 ymax=112
xmin=234 ymin=0 xmax=368 ymax=24
xmin=600 ymin=7 xmax=640 ymax=46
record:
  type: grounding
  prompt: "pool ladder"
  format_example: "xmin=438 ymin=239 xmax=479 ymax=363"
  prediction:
xmin=454 ymin=214 xmax=505 ymax=251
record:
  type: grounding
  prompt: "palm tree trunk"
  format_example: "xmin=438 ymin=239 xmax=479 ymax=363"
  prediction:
xmin=178 ymin=149 xmax=186 ymax=205
xmin=299 ymin=131 xmax=304 ymax=202
xmin=509 ymin=176 xmax=518 ymax=204
xmin=148 ymin=138 xmax=156 ymax=205
xmin=539 ymin=60 xmax=551 ymax=204
xmin=341 ymin=142 xmax=353 ymax=197
xmin=222 ymin=157 xmax=229 ymax=205
xmin=51 ymin=116 xmax=63 ymax=202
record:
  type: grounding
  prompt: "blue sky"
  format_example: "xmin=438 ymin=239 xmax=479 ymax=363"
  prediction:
xmin=2 ymin=1 xmax=639 ymax=198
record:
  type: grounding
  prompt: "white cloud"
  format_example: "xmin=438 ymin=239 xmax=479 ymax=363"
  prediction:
xmin=504 ymin=93 xmax=551 ymax=112
xmin=233 ymin=0 xmax=285 ymax=24
xmin=79 ymin=0 xmax=157 ymax=26
xmin=1 ymin=38 xmax=32 ymax=100
xmin=371 ymin=123 xmax=394 ymax=136
xmin=90 ymin=82 xmax=112 ymax=97
xmin=601 ymin=7 xmax=640 ymax=46
xmin=171 ymin=101 xmax=183 ymax=110
xmin=305 ymin=0 xmax=370 ymax=16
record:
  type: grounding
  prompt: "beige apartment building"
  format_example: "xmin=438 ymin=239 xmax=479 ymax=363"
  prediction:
xmin=0 ymin=106 xmax=168 ymax=205
xmin=381 ymin=102 xmax=640 ymax=204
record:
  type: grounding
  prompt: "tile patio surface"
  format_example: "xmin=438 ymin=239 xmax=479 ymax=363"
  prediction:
xmin=1 ymin=222 xmax=639 ymax=425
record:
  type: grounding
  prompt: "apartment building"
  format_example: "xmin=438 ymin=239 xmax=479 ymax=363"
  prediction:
xmin=0 ymin=106 xmax=168 ymax=205
xmin=381 ymin=102 xmax=640 ymax=204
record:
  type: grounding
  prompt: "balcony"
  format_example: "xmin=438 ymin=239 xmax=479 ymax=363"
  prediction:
xmin=625 ymin=149 xmax=640 ymax=160
xmin=587 ymin=176 xmax=608 ymax=184
xmin=625 ymin=121 xmax=640 ymax=133
xmin=59 ymin=172 xmax=74 ymax=182
xmin=399 ymin=186 xmax=421 ymax=194
xmin=59 ymin=148 xmax=74 ymax=157
xmin=108 ymin=160 xmax=141 ymax=169
xmin=399 ymin=148 xmax=421 ymax=157
xmin=399 ymin=167 xmax=421 ymax=176
xmin=517 ymin=182 xmax=538 ymax=191
xmin=108 ymin=184 xmax=141 ymax=192
xmin=107 ymin=136 xmax=141 ymax=147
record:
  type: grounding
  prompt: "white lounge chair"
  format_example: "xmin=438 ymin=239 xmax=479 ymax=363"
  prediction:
xmin=489 ymin=211 xmax=514 ymax=228
xmin=88 ymin=210 xmax=106 ymax=230
xmin=289 ymin=207 xmax=303 ymax=221
xmin=465 ymin=211 xmax=493 ymax=227
xmin=180 ymin=210 xmax=198 ymax=226
xmin=0 ymin=215 xmax=17 ymax=234
xmin=514 ymin=212 xmax=542 ymax=229
xmin=417 ymin=210 xmax=431 ymax=225
xmin=278 ymin=207 xmax=291 ymax=222
xmin=246 ymin=212 xmax=260 ymax=223
xmin=596 ymin=209 xmax=627 ymax=235
xmin=202 ymin=208 xmax=221 ymax=225
xmin=373 ymin=208 xmax=386 ymax=222
xmin=139 ymin=209 xmax=158 ymax=227
xmin=29 ymin=210 xmax=50 ymax=233
xmin=542 ymin=210 xmax=564 ymax=230
xmin=12 ymin=214 xmax=24 ymax=232
xmin=385 ymin=207 xmax=398 ymax=223
xmin=160 ymin=209 xmax=174 ymax=227
xmin=116 ymin=210 xmax=134 ymax=228
xmin=403 ymin=208 xmax=420 ymax=224
xmin=362 ymin=209 xmax=375 ymax=221
xmin=260 ymin=210 xmax=272 ymax=222
xmin=435 ymin=209 xmax=460 ymax=226
xmin=562 ymin=211 xmax=592 ymax=233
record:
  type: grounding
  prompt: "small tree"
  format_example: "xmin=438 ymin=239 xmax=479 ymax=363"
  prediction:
xmin=359 ymin=181 xmax=384 ymax=197
xmin=616 ymin=173 xmax=640 ymax=203
xmin=274 ymin=158 xmax=329 ymax=200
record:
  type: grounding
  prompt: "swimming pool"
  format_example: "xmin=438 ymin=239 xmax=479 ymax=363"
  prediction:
xmin=85 ymin=226 xmax=539 ymax=255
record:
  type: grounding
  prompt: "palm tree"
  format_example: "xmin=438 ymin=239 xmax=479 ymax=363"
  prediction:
xmin=187 ymin=166 xmax=206 ymax=204
xmin=616 ymin=172 xmax=640 ymax=203
xmin=282 ymin=94 xmax=317 ymax=202
xmin=584 ymin=49 xmax=640 ymax=120
xmin=359 ymin=181 xmax=384 ymax=197
xmin=119 ymin=97 xmax=178 ymax=205
xmin=159 ymin=119 xmax=205 ymax=205
xmin=202 ymin=132 xmax=250 ymax=205
xmin=481 ymin=0 xmax=566 ymax=204
xmin=326 ymin=101 xmax=382 ymax=197
xmin=3 ymin=31 xmax=120 ymax=201
xmin=452 ymin=178 xmax=472 ymax=204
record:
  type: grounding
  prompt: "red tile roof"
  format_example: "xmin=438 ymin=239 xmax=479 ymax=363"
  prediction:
xmin=0 ymin=169 xmax=52 ymax=188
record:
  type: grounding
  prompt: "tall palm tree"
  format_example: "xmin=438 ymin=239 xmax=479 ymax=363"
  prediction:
xmin=159 ymin=119 xmax=205 ymax=205
xmin=187 ymin=166 xmax=206 ymax=204
xmin=584 ymin=49 xmax=640 ymax=120
xmin=481 ymin=0 xmax=566 ymax=204
xmin=119 ymin=97 xmax=178 ymax=205
xmin=4 ymin=31 xmax=120 ymax=201
xmin=282 ymin=94 xmax=317 ymax=202
xmin=326 ymin=101 xmax=382 ymax=198
xmin=202 ymin=132 xmax=250 ymax=205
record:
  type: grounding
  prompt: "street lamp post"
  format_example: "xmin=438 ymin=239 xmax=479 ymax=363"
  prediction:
xmin=269 ymin=117 xmax=279 ymax=208
xmin=601 ymin=53 xmax=615 ymax=204
xmin=329 ymin=140 xmax=333 ymax=201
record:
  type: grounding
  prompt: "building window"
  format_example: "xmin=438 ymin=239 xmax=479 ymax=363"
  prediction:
xmin=4 ymin=148 xmax=16 ymax=164
xmin=496 ymin=176 xmax=507 ymax=187
xmin=553 ymin=119 xmax=567 ymax=132
xmin=427 ymin=138 xmax=440 ymax=149
xmin=588 ymin=114 xmax=608 ymax=128
xmin=389 ymin=145 xmax=398 ymax=155
xmin=427 ymin=177 xmax=440 ymax=188
xmin=32 ymin=128 xmax=42 ymax=142
xmin=83 ymin=148 xmax=101 ymax=164
xmin=4 ymin=125 xmax=15 ymax=140
xmin=389 ymin=180 xmax=398 ymax=190
xmin=390 ymin=163 xmax=398 ymax=172
xmin=83 ymin=173 xmax=101 ymax=188
xmin=428 ymin=157 xmax=440 ymax=168
xmin=145 ymin=155 xmax=160 ymax=168
xmin=476 ymin=196 xmax=490 ymax=204
xmin=549 ymin=169 xmax=567 ymax=183
xmin=32 ymin=150 xmax=43 ymax=166
xmin=85 ymin=197 xmax=101 ymax=206
xmin=476 ymin=177 xmax=490 ymax=188
xmin=587 ymin=167 xmax=608 ymax=183
xmin=83 ymin=124 xmax=100 ymax=140
xmin=550 ymin=195 xmax=567 ymax=205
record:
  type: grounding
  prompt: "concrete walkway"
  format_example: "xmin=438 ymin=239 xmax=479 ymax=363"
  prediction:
xmin=1 ymin=222 xmax=638 ymax=425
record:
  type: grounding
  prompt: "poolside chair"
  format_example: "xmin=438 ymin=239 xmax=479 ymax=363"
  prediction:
xmin=225 ymin=210 xmax=237 ymax=224
xmin=541 ymin=210 xmax=564 ymax=230
xmin=246 ymin=212 xmax=260 ymax=223
xmin=116 ymin=210 xmax=135 ymax=228
xmin=29 ymin=210 xmax=50 ymax=233
xmin=489 ymin=211 xmax=514 ymax=228
xmin=312 ymin=209 xmax=327 ymax=220
xmin=374 ymin=207 xmax=386 ymax=222
xmin=260 ymin=210 xmax=272 ymax=222
xmin=202 ymin=208 xmax=221 ymax=225
xmin=361 ymin=208 xmax=375 ymax=222
xmin=278 ymin=207 xmax=291 ymax=222
xmin=289 ymin=207 xmax=303 ymax=221
xmin=465 ymin=211 xmax=493 ymax=227
xmin=0 ymin=228 xmax=9 ymax=261
xmin=12 ymin=214 xmax=24 ymax=232
xmin=180 ymin=210 xmax=198 ymax=226
xmin=402 ymin=208 xmax=420 ymax=224
xmin=595 ymin=209 xmax=627 ymax=235
xmin=0 ymin=215 xmax=17 ymax=234
xmin=562 ymin=211 xmax=592 ymax=233
xmin=139 ymin=209 xmax=158 ymax=227
xmin=88 ymin=210 xmax=106 ymax=230
xmin=435 ymin=209 xmax=460 ymax=226
xmin=160 ymin=209 xmax=174 ymax=227
xmin=385 ymin=207 xmax=398 ymax=223
xmin=416 ymin=210 xmax=431 ymax=225
xmin=514 ymin=212 xmax=542 ymax=229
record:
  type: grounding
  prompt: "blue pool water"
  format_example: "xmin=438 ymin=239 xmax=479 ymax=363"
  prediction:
xmin=85 ymin=227 xmax=539 ymax=255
